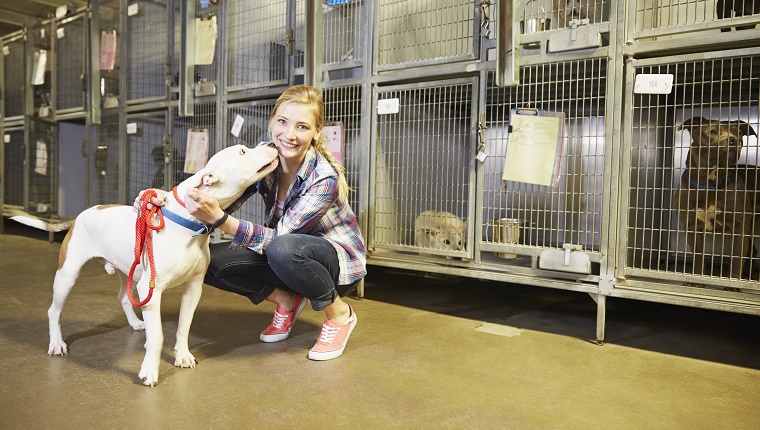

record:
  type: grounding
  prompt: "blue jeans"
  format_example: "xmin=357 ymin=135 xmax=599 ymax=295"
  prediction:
xmin=204 ymin=234 xmax=360 ymax=311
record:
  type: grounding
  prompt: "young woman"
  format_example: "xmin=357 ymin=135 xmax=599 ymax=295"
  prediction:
xmin=142 ymin=86 xmax=366 ymax=360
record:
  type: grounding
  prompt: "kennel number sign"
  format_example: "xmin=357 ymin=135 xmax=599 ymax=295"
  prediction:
xmin=634 ymin=74 xmax=674 ymax=95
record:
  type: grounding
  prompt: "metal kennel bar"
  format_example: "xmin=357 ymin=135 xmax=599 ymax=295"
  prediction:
xmin=617 ymin=47 xmax=760 ymax=311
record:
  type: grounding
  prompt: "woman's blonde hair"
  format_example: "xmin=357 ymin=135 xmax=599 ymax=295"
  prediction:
xmin=270 ymin=85 xmax=350 ymax=203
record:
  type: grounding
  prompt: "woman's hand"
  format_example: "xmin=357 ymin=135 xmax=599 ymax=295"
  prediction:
xmin=185 ymin=188 xmax=226 ymax=225
xmin=133 ymin=189 xmax=168 ymax=213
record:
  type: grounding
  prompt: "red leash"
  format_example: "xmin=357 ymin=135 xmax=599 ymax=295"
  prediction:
xmin=126 ymin=190 xmax=165 ymax=307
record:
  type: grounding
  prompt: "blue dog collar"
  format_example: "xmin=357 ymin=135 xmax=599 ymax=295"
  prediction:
xmin=160 ymin=207 xmax=212 ymax=237
xmin=682 ymin=170 xmax=735 ymax=190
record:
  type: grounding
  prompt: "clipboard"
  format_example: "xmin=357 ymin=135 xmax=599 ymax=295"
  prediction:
xmin=502 ymin=108 xmax=565 ymax=187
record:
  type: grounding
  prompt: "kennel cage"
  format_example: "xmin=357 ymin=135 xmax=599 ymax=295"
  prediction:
xmin=3 ymin=32 xmax=26 ymax=121
xmin=3 ymin=128 xmax=25 ymax=208
xmin=86 ymin=110 xmax=121 ymax=206
xmin=170 ymin=101 xmax=217 ymax=188
xmin=621 ymin=47 xmax=760 ymax=299
xmin=323 ymin=83 xmax=366 ymax=217
xmin=369 ymin=78 xmax=477 ymax=260
xmin=171 ymin=0 xmax=220 ymax=100
xmin=374 ymin=0 xmax=479 ymax=71
xmin=226 ymin=0 xmax=290 ymax=92
xmin=54 ymin=12 xmax=87 ymax=115
xmin=626 ymin=0 xmax=760 ymax=55
xmin=126 ymin=0 xmax=170 ymax=104
xmin=126 ymin=111 xmax=169 ymax=200
xmin=480 ymin=57 xmax=610 ymax=271
xmin=223 ymin=99 xmax=275 ymax=226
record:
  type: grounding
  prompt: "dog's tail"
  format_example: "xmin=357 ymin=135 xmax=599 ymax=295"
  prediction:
xmin=10 ymin=216 xmax=74 ymax=232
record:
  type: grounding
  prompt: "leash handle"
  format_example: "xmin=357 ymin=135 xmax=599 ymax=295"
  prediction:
xmin=126 ymin=190 xmax=165 ymax=307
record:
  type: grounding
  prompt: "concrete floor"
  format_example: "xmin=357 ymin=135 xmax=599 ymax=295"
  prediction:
xmin=1 ymin=222 xmax=760 ymax=430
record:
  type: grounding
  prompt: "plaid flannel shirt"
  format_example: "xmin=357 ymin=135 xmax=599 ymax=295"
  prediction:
xmin=225 ymin=143 xmax=367 ymax=285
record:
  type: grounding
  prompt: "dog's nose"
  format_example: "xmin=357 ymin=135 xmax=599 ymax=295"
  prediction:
xmin=267 ymin=141 xmax=276 ymax=148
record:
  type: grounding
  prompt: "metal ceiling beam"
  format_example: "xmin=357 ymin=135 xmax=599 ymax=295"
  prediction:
xmin=0 ymin=8 xmax=35 ymax=26
xmin=20 ymin=0 xmax=71 ymax=7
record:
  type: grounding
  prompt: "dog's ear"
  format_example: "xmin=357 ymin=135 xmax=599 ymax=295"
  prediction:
xmin=200 ymin=169 xmax=220 ymax=186
xmin=678 ymin=117 xmax=708 ymax=130
xmin=185 ymin=166 xmax=221 ymax=188
xmin=737 ymin=121 xmax=757 ymax=138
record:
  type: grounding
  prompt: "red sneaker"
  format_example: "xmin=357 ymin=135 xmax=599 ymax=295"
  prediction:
xmin=260 ymin=295 xmax=307 ymax=342
xmin=308 ymin=306 xmax=357 ymax=361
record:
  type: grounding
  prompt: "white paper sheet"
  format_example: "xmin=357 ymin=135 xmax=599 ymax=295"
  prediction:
xmin=184 ymin=129 xmax=209 ymax=174
xmin=195 ymin=16 xmax=218 ymax=65
xmin=35 ymin=140 xmax=48 ymax=175
xmin=502 ymin=114 xmax=561 ymax=186
xmin=32 ymin=50 xmax=47 ymax=85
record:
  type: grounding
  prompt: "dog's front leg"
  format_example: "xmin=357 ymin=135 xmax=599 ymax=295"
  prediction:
xmin=137 ymin=284 xmax=163 ymax=387
xmin=684 ymin=232 xmax=707 ymax=287
xmin=728 ymin=232 xmax=752 ymax=281
xmin=174 ymin=280 xmax=203 ymax=369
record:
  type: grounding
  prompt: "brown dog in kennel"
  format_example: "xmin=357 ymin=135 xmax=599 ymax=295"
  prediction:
xmin=717 ymin=0 xmax=760 ymax=31
xmin=674 ymin=116 xmax=758 ymax=288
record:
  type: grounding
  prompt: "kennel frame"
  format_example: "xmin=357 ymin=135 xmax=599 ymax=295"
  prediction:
xmin=615 ymin=46 xmax=760 ymax=314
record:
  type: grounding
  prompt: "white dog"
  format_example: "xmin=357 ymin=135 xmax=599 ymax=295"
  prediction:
xmin=12 ymin=143 xmax=278 ymax=386
xmin=414 ymin=210 xmax=467 ymax=251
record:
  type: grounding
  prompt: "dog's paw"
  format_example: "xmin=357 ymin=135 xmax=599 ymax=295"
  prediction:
xmin=129 ymin=319 xmax=146 ymax=331
xmin=138 ymin=366 xmax=159 ymax=387
xmin=174 ymin=350 xmax=197 ymax=369
xmin=682 ymin=282 xmax=705 ymax=288
xmin=48 ymin=341 xmax=68 ymax=355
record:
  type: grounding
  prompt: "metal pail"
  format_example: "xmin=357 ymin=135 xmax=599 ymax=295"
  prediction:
xmin=493 ymin=218 xmax=522 ymax=259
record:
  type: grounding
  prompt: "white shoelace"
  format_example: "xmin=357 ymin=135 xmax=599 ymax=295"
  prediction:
xmin=317 ymin=324 xmax=340 ymax=344
xmin=271 ymin=311 xmax=287 ymax=329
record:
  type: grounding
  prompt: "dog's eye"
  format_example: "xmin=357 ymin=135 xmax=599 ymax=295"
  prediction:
xmin=239 ymin=148 xmax=246 ymax=155
xmin=710 ymin=129 xmax=718 ymax=135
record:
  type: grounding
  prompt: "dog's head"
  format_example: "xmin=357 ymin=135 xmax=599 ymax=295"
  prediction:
xmin=678 ymin=116 xmax=756 ymax=150
xmin=433 ymin=230 xmax=465 ymax=251
xmin=186 ymin=143 xmax=279 ymax=209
